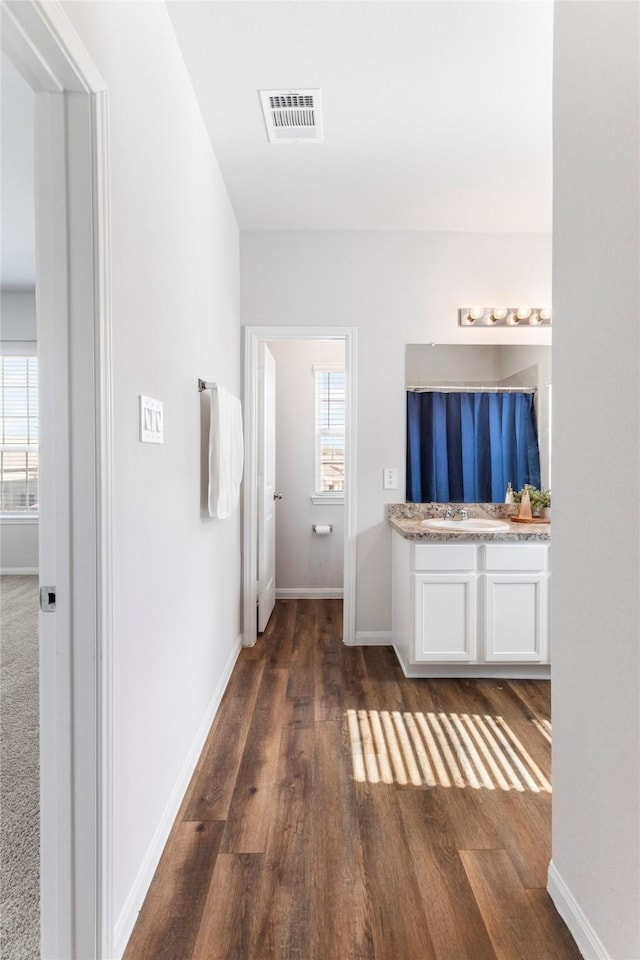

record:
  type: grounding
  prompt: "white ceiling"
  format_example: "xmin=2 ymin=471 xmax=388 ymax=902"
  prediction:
xmin=167 ymin=0 xmax=553 ymax=233
xmin=0 ymin=2 xmax=553 ymax=290
xmin=1 ymin=52 xmax=36 ymax=289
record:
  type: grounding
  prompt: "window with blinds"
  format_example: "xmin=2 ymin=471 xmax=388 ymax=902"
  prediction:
xmin=0 ymin=356 xmax=39 ymax=514
xmin=315 ymin=366 xmax=345 ymax=494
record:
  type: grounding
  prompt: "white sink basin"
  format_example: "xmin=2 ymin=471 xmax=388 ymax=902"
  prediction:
xmin=420 ymin=517 xmax=510 ymax=533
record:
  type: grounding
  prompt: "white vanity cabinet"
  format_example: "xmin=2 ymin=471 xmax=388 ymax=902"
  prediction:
xmin=483 ymin=544 xmax=548 ymax=663
xmin=413 ymin=544 xmax=477 ymax=662
xmin=392 ymin=533 xmax=550 ymax=678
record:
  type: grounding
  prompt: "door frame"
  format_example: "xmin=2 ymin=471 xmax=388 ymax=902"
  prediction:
xmin=243 ymin=326 xmax=357 ymax=646
xmin=256 ymin=341 xmax=276 ymax=632
xmin=1 ymin=3 xmax=113 ymax=957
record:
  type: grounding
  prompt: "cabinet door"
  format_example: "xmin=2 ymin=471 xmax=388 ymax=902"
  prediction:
xmin=484 ymin=574 xmax=548 ymax=662
xmin=414 ymin=574 xmax=476 ymax=662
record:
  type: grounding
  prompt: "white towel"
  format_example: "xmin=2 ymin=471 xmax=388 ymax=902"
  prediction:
xmin=208 ymin=385 xmax=244 ymax=519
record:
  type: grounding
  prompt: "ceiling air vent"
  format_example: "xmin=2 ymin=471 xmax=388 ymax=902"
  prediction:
xmin=259 ymin=89 xmax=323 ymax=144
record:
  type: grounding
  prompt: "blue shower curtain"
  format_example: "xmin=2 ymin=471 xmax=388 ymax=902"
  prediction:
xmin=406 ymin=390 xmax=541 ymax=503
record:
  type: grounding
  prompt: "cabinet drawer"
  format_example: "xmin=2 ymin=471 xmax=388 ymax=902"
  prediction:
xmin=413 ymin=543 xmax=477 ymax=572
xmin=484 ymin=544 xmax=548 ymax=572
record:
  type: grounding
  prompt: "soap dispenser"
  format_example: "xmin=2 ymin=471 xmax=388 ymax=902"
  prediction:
xmin=505 ymin=482 xmax=514 ymax=504
xmin=518 ymin=484 xmax=532 ymax=520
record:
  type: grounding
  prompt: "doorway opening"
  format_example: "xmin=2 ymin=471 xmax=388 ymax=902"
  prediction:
xmin=1 ymin=5 xmax=113 ymax=957
xmin=0 ymin=48 xmax=40 ymax=959
xmin=243 ymin=327 xmax=357 ymax=647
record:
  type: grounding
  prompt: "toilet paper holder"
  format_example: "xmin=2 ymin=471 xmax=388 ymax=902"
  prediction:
xmin=312 ymin=524 xmax=333 ymax=534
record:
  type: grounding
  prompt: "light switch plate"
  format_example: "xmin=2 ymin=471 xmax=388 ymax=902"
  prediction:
xmin=383 ymin=467 xmax=398 ymax=490
xmin=140 ymin=395 xmax=163 ymax=443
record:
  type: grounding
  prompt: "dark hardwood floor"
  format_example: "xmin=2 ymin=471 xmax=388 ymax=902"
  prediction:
xmin=124 ymin=599 xmax=581 ymax=960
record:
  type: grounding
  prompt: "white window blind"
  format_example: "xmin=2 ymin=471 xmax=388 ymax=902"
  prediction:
xmin=0 ymin=356 xmax=39 ymax=514
xmin=314 ymin=365 xmax=345 ymax=494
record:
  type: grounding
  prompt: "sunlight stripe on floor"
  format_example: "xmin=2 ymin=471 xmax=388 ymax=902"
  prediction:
xmin=369 ymin=709 xmax=394 ymax=784
xmin=483 ymin=716 xmax=542 ymax=793
xmin=532 ymin=717 xmax=552 ymax=744
xmin=495 ymin=716 xmax=552 ymax=792
xmin=450 ymin=712 xmax=495 ymax=790
xmin=438 ymin=712 xmax=482 ymax=789
xmin=392 ymin=711 xmax=423 ymax=786
xmin=427 ymin=712 xmax=467 ymax=788
xmin=403 ymin=712 xmax=436 ymax=787
xmin=381 ymin=710 xmax=408 ymax=785
xmin=471 ymin=713 xmax=525 ymax=791
xmin=461 ymin=713 xmax=512 ymax=791
xmin=347 ymin=709 xmax=552 ymax=792
xmin=415 ymin=711 xmax=451 ymax=787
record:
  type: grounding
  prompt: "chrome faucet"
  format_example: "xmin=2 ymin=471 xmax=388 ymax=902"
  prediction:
xmin=444 ymin=506 xmax=469 ymax=521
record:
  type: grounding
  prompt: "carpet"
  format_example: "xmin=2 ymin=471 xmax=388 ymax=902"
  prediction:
xmin=0 ymin=575 xmax=40 ymax=960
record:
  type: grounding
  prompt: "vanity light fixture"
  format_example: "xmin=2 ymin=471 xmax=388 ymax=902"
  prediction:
xmin=461 ymin=306 xmax=485 ymax=325
xmin=458 ymin=306 xmax=552 ymax=328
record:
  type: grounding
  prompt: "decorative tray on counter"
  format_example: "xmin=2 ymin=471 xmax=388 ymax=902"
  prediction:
xmin=510 ymin=515 xmax=550 ymax=524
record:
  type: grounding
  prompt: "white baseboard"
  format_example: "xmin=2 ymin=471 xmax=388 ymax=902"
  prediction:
xmin=112 ymin=633 xmax=242 ymax=959
xmin=276 ymin=587 xmax=344 ymax=599
xmin=353 ymin=631 xmax=392 ymax=646
xmin=547 ymin=860 xmax=609 ymax=959
xmin=0 ymin=567 xmax=39 ymax=575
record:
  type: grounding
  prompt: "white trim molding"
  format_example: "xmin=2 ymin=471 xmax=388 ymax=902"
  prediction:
xmin=113 ymin=634 xmax=242 ymax=959
xmin=0 ymin=515 xmax=39 ymax=525
xmin=243 ymin=326 xmax=357 ymax=648
xmin=0 ymin=567 xmax=39 ymax=575
xmin=276 ymin=587 xmax=344 ymax=600
xmin=354 ymin=631 xmax=392 ymax=646
xmin=547 ymin=861 xmax=610 ymax=960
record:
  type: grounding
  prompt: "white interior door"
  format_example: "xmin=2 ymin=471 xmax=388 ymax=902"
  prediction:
xmin=257 ymin=342 xmax=277 ymax=632
xmin=243 ymin=326 xmax=356 ymax=649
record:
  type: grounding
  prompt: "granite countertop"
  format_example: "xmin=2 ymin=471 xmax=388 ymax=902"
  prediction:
xmin=388 ymin=503 xmax=551 ymax=543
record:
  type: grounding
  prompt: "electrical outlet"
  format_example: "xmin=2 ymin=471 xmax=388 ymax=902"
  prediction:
xmin=383 ymin=468 xmax=398 ymax=490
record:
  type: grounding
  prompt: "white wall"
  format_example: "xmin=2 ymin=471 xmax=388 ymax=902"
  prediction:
xmin=268 ymin=339 xmax=344 ymax=596
xmin=242 ymin=231 xmax=551 ymax=633
xmin=0 ymin=289 xmax=37 ymax=346
xmin=406 ymin=343 xmax=502 ymax=386
xmin=0 ymin=290 xmax=38 ymax=571
xmin=551 ymin=3 xmax=640 ymax=957
xmin=0 ymin=520 xmax=38 ymax=573
xmin=61 ymin=3 xmax=241 ymax=954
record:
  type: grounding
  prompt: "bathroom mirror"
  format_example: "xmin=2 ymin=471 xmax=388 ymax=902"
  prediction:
xmin=405 ymin=343 xmax=551 ymax=503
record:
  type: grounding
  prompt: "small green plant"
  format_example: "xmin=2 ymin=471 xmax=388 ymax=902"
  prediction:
xmin=512 ymin=486 xmax=551 ymax=512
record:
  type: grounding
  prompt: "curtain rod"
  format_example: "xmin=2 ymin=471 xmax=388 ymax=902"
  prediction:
xmin=407 ymin=385 xmax=537 ymax=394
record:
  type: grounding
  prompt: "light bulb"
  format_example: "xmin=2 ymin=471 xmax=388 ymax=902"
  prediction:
xmin=505 ymin=312 xmax=519 ymax=326
xmin=491 ymin=307 xmax=508 ymax=321
xmin=539 ymin=308 xmax=552 ymax=322
xmin=529 ymin=312 xmax=543 ymax=326
xmin=483 ymin=312 xmax=498 ymax=325
xmin=468 ymin=306 xmax=485 ymax=322
xmin=516 ymin=307 xmax=532 ymax=321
